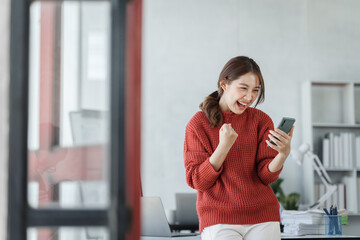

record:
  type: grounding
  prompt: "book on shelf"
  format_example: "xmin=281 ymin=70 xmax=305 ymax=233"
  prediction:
xmin=314 ymin=183 xmax=345 ymax=210
xmin=342 ymin=176 xmax=358 ymax=212
xmin=334 ymin=135 xmax=340 ymax=168
xmin=356 ymin=136 xmax=360 ymax=169
xmin=338 ymin=183 xmax=345 ymax=210
xmin=349 ymin=133 xmax=355 ymax=169
xmin=322 ymin=132 xmax=358 ymax=169
xmin=358 ymin=177 xmax=360 ymax=211
xmin=340 ymin=133 xmax=347 ymax=168
xmin=322 ymin=138 xmax=330 ymax=168
xmin=324 ymin=132 xmax=335 ymax=168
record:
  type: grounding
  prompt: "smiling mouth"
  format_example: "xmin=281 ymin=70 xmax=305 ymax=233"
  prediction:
xmin=237 ymin=101 xmax=248 ymax=109
xmin=237 ymin=101 xmax=247 ymax=107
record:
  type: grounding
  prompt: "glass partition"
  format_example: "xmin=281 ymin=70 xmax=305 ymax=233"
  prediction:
xmin=27 ymin=0 xmax=110 ymax=209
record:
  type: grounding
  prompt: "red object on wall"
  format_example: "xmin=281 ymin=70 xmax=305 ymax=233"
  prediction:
xmin=125 ymin=0 xmax=143 ymax=239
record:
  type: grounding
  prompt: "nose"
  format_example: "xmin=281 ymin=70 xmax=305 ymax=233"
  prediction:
xmin=244 ymin=91 xmax=252 ymax=101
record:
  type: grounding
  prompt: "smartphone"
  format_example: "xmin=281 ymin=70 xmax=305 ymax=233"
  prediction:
xmin=268 ymin=117 xmax=296 ymax=147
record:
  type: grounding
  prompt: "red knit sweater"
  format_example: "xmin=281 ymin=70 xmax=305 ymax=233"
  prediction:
xmin=184 ymin=107 xmax=282 ymax=232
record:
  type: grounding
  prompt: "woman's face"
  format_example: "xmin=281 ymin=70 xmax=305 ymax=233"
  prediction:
xmin=219 ymin=72 xmax=260 ymax=114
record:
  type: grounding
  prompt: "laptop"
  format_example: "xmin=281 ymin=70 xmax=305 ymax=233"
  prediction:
xmin=141 ymin=197 xmax=199 ymax=238
xmin=175 ymin=193 xmax=199 ymax=225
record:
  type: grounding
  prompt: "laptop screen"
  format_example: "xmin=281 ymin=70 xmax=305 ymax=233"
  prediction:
xmin=175 ymin=193 xmax=199 ymax=225
xmin=141 ymin=197 xmax=173 ymax=237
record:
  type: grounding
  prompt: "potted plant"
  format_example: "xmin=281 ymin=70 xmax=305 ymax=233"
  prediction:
xmin=270 ymin=178 xmax=300 ymax=210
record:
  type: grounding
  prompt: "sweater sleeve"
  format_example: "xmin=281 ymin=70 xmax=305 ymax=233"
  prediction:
xmin=184 ymin=124 xmax=223 ymax=192
xmin=256 ymin=116 xmax=282 ymax=185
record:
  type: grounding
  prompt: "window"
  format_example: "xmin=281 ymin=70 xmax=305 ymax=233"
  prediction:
xmin=8 ymin=0 xmax=142 ymax=239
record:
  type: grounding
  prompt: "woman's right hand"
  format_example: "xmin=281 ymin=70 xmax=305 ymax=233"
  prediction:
xmin=219 ymin=123 xmax=238 ymax=151
xmin=209 ymin=123 xmax=238 ymax=172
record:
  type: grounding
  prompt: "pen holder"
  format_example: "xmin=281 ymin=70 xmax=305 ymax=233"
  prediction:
xmin=324 ymin=215 xmax=342 ymax=235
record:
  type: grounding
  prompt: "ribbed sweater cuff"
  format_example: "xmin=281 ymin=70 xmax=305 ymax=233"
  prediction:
xmin=261 ymin=162 xmax=283 ymax=184
xmin=198 ymin=159 xmax=223 ymax=182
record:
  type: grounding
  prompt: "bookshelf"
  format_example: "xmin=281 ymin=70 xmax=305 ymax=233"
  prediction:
xmin=301 ymin=81 xmax=360 ymax=215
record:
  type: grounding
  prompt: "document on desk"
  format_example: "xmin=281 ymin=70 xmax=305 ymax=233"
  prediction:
xmin=283 ymin=223 xmax=325 ymax=235
xmin=282 ymin=209 xmax=324 ymax=225
xmin=282 ymin=209 xmax=325 ymax=235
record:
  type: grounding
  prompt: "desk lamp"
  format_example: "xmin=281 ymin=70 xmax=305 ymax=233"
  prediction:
xmin=291 ymin=143 xmax=337 ymax=209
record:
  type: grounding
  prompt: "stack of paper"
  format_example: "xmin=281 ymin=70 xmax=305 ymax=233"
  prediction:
xmin=282 ymin=209 xmax=325 ymax=235
xmin=283 ymin=223 xmax=325 ymax=235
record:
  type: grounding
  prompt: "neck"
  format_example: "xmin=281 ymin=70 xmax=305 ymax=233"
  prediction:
xmin=219 ymin=96 xmax=230 ymax=112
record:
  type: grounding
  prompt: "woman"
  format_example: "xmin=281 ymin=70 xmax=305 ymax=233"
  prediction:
xmin=183 ymin=56 xmax=294 ymax=240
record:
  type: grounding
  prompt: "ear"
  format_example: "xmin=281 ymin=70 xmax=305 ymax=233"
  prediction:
xmin=219 ymin=79 xmax=227 ymax=91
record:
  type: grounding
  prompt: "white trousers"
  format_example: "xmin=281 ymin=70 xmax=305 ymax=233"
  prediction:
xmin=201 ymin=222 xmax=281 ymax=240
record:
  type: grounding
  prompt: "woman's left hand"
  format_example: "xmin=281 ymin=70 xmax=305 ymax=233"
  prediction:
xmin=266 ymin=126 xmax=295 ymax=158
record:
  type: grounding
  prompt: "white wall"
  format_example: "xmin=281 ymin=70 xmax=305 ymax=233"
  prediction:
xmin=142 ymin=0 xmax=360 ymax=211
xmin=0 ymin=0 xmax=10 ymax=238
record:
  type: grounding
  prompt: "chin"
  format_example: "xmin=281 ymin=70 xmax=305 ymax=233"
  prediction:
xmin=232 ymin=107 xmax=246 ymax=114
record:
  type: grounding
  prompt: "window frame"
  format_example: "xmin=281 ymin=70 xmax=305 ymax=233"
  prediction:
xmin=8 ymin=0 xmax=129 ymax=239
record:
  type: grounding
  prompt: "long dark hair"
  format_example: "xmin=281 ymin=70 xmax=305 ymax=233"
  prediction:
xmin=199 ymin=56 xmax=265 ymax=127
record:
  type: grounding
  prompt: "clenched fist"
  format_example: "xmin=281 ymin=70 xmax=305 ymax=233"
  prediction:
xmin=209 ymin=123 xmax=238 ymax=171
xmin=219 ymin=123 xmax=238 ymax=151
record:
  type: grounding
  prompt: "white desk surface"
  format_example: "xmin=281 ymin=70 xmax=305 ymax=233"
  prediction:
xmin=141 ymin=236 xmax=200 ymax=240
xmin=141 ymin=235 xmax=360 ymax=240
xmin=281 ymin=234 xmax=360 ymax=239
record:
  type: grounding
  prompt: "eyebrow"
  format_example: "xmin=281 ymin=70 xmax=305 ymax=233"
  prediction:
xmin=239 ymin=83 xmax=261 ymax=88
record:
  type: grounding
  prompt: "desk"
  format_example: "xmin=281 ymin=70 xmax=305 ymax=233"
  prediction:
xmin=141 ymin=236 xmax=200 ymax=240
xmin=281 ymin=235 xmax=360 ymax=240
xmin=141 ymin=235 xmax=360 ymax=240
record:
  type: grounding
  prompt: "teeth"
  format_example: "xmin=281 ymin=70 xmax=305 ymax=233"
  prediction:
xmin=238 ymin=101 xmax=246 ymax=106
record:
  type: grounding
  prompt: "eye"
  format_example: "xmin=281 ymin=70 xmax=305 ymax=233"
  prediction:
xmin=240 ymin=87 xmax=247 ymax=90
xmin=253 ymin=89 xmax=259 ymax=93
